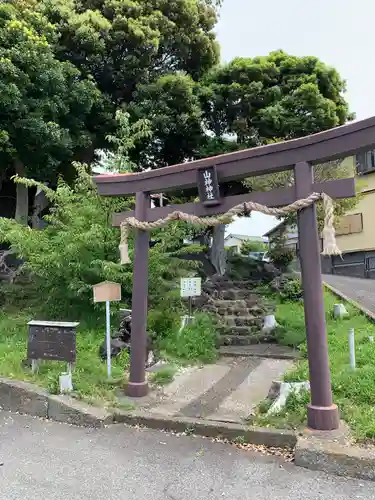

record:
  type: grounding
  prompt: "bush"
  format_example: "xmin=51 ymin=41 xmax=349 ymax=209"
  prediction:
xmin=226 ymin=254 xmax=279 ymax=283
xmin=268 ymin=246 xmax=295 ymax=271
xmin=280 ymin=278 xmax=303 ymax=302
xmin=0 ymin=166 xmax=198 ymax=319
xmin=148 ymin=295 xmax=182 ymax=343
xmin=240 ymin=240 xmax=267 ymax=255
xmin=160 ymin=313 xmax=219 ymax=363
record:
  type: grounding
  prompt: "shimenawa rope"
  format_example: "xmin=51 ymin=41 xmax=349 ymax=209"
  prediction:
xmin=118 ymin=192 xmax=340 ymax=264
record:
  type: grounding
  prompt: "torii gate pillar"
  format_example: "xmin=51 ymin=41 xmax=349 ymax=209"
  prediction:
xmin=296 ymin=163 xmax=339 ymax=430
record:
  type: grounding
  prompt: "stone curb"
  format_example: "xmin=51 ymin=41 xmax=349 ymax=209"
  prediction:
xmin=323 ymin=281 xmax=375 ymax=322
xmin=0 ymin=377 xmax=295 ymax=447
xmin=3 ymin=377 xmax=375 ymax=480
xmin=112 ymin=410 xmax=297 ymax=448
xmin=295 ymin=435 xmax=375 ymax=481
xmin=0 ymin=378 xmax=113 ymax=428
xmin=219 ymin=349 xmax=298 ymax=360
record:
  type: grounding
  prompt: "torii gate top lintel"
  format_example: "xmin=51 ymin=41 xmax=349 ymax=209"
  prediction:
xmin=94 ymin=116 xmax=375 ymax=197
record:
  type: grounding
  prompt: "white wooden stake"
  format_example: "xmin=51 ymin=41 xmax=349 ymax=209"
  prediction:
xmin=106 ymin=300 xmax=111 ymax=377
xmin=349 ymin=328 xmax=356 ymax=370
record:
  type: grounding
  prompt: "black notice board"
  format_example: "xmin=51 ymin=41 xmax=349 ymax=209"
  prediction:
xmin=27 ymin=321 xmax=78 ymax=363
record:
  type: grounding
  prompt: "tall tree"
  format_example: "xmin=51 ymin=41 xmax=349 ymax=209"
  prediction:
xmin=198 ymin=51 xmax=356 ymax=274
xmin=0 ymin=2 xmax=101 ymax=223
xmin=200 ymin=51 xmax=353 ymax=145
xmin=40 ymin=0 xmax=220 ymax=164
xmin=129 ymin=73 xmax=204 ymax=169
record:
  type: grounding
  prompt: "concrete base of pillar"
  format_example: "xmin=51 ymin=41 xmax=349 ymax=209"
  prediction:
xmin=125 ymin=381 xmax=149 ymax=398
xmin=307 ymin=403 xmax=339 ymax=431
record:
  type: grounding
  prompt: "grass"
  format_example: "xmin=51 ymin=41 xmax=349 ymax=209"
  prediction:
xmin=158 ymin=313 xmax=219 ymax=364
xmin=149 ymin=366 xmax=177 ymax=386
xmin=0 ymin=308 xmax=129 ymax=408
xmin=254 ymin=289 xmax=375 ymax=442
xmin=0 ymin=302 xmax=219 ymax=408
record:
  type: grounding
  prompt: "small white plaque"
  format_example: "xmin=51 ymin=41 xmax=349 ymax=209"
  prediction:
xmin=180 ymin=278 xmax=202 ymax=298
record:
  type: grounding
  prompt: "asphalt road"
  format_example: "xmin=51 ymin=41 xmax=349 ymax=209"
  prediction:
xmin=0 ymin=411 xmax=374 ymax=499
xmin=323 ymin=274 xmax=375 ymax=314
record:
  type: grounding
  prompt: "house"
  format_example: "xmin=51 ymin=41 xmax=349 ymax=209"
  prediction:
xmin=263 ymin=221 xmax=299 ymax=251
xmin=327 ymin=152 xmax=375 ymax=278
xmin=263 ymin=153 xmax=375 ymax=278
xmin=224 ymin=233 xmax=267 ymax=254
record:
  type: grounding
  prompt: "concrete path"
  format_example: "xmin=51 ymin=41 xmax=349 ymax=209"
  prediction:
xmin=323 ymin=274 xmax=375 ymax=314
xmin=1 ymin=411 xmax=374 ymax=499
xmin=139 ymin=356 xmax=294 ymax=423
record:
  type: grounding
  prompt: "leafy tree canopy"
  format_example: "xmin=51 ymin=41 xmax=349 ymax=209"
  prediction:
xmin=36 ymin=0 xmax=220 ymax=165
xmin=129 ymin=73 xmax=204 ymax=169
xmin=41 ymin=0 xmax=220 ymax=103
xmin=200 ymin=50 xmax=354 ymax=146
xmin=0 ymin=1 xmax=101 ymax=181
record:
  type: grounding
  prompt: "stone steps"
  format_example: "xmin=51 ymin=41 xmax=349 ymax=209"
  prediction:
xmin=201 ymin=277 xmax=276 ymax=350
xmin=209 ymin=279 xmax=256 ymax=291
xmin=221 ymin=316 xmax=262 ymax=327
xmin=214 ymin=299 xmax=247 ymax=308
xmin=210 ymin=295 xmax=267 ymax=346
xmin=219 ymin=325 xmax=259 ymax=336
xmin=220 ymin=333 xmax=266 ymax=346
xmin=218 ymin=289 xmax=259 ymax=300
xmin=219 ymin=306 xmax=265 ymax=316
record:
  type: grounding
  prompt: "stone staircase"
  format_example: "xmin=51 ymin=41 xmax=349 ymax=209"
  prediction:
xmin=201 ymin=277 xmax=274 ymax=347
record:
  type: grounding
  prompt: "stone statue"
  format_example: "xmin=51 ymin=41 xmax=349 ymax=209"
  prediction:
xmin=99 ymin=311 xmax=156 ymax=367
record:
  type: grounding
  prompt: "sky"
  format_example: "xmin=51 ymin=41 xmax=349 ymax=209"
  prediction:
xmin=219 ymin=0 xmax=373 ymax=237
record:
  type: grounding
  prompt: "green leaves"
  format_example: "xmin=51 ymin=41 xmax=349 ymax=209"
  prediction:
xmin=130 ymin=73 xmax=203 ymax=168
xmin=0 ymin=1 xmax=101 ymax=181
xmin=201 ymin=50 xmax=352 ymax=146
xmin=0 ymin=164 xmax=199 ymax=317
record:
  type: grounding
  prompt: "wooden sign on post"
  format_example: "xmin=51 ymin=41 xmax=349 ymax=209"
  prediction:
xmin=93 ymin=281 xmax=122 ymax=378
xmin=93 ymin=281 xmax=121 ymax=303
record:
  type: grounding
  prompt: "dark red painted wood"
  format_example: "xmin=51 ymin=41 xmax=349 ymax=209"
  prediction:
xmin=93 ymin=116 xmax=375 ymax=195
xmin=112 ymin=177 xmax=355 ymax=226
xmin=295 ymin=162 xmax=339 ymax=430
xmin=124 ymin=192 xmax=150 ymax=398
xmin=93 ymin=117 xmax=374 ymax=432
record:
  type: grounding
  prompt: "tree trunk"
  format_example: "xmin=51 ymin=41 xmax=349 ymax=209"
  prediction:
xmin=31 ymin=186 xmax=49 ymax=229
xmin=209 ymin=224 xmax=227 ymax=276
xmin=14 ymin=160 xmax=28 ymax=226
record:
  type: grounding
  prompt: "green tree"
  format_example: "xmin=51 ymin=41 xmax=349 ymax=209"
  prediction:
xmin=0 ymin=165 xmax=198 ymax=317
xmin=40 ymin=0 xmax=220 ymax=165
xmin=198 ymin=51 xmax=356 ymax=274
xmin=0 ymin=2 xmax=101 ymax=223
xmin=240 ymin=240 xmax=267 ymax=255
xmin=200 ymin=51 xmax=353 ymax=144
xmin=129 ymin=73 xmax=204 ymax=169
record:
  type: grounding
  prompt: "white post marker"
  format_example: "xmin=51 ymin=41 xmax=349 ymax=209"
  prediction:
xmin=92 ymin=281 xmax=122 ymax=378
xmin=106 ymin=300 xmax=111 ymax=377
xmin=348 ymin=328 xmax=356 ymax=370
xmin=180 ymin=277 xmax=202 ymax=330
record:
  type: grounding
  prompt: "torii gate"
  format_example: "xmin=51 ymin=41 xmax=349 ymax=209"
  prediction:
xmin=94 ymin=116 xmax=375 ymax=431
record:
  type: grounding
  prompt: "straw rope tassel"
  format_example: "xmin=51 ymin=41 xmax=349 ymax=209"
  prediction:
xmin=119 ymin=225 xmax=131 ymax=265
xmin=119 ymin=192 xmax=341 ymax=264
xmin=321 ymin=193 xmax=341 ymax=256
